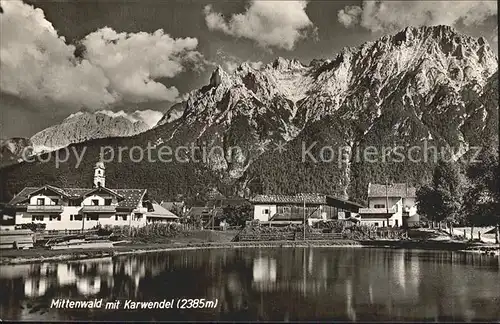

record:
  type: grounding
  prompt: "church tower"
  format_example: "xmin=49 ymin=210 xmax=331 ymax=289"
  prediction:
xmin=94 ymin=161 xmax=105 ymax=188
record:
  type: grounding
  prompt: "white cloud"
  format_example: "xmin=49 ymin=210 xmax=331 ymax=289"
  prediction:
xmin=337 ymin=1 xmax=498 ymax=32
xmin=249 ymin=61 xmax=264 ymax=70
xmin=204 ymin=1 xmax=314 ymax=50
xmin=82 ymin=27 xmax=201 ymax=102
xmin=0 ymin=0 xmax=207 ymax=111
xmin=337 ymin=6 xmax=363 ymax=28
xmin=130 ymin=109 xmax=164 ymax=127
xmin=225 ymin=61 xmax=240 ymax=73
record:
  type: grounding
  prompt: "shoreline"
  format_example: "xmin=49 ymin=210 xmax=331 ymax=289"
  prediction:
xmin=1 ymin=239 xmax=498 ymax=265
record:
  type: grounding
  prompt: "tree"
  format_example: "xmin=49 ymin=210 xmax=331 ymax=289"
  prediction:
xmin=463 ymin=152 xmax=500 ymax=243
xmin=416 ymin=160 xmax=465 ymax=233
xmin=222 ymin=204 xmax=253 ymax=227
xmin=416 ymin=184 xmax=439 ymax=228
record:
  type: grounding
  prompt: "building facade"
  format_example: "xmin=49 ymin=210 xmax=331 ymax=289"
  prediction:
xmin=8 ymin=162 xmax=164 ymax=231
xmin=357 ymin=183 xmax=418 ymax=227
xmin=249 ymin=193 xmax=363 ymax=225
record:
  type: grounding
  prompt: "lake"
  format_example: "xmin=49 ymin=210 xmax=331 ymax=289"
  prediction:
xmin=0 ymin=247 xmax=499 ymax=321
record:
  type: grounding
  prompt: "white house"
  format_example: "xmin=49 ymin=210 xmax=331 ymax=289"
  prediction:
xmin=145 ymin=203 xmax=179 ymax=223
xmin=249 ymin=193 xmax=363 ymax=225
xmin=357 ymin=183 xmax=418 ymax=227
xmin=8 ymin=162 xmax=167 ymax=232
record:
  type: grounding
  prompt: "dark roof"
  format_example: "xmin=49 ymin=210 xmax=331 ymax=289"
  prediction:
xmin=249 ymin=193 xmax=364 ymax=210
xmin=161 ymin=201 xmax=185 ymax=211
xmin=83 ymin=186 xmax=124 ymax=199
xmin=146 ymin=203 xmax=179 ymax=219
xmin=27 ymin=185 xmax=72 ymax=198
xmin=10 ymin=186 xmax=147 ymax=209
xmin=114 ymin=189 xmax=147 ymax=209
xmin=368 ymin=183 xmax=416 ymax=198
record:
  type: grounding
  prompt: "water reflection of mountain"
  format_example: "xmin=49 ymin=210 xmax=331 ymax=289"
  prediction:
xmin=0 ymin=248 xmax=499 ymax=321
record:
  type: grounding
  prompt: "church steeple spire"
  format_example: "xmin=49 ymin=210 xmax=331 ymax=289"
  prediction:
xmin=94 ymin=161 xmax=105 ymax=188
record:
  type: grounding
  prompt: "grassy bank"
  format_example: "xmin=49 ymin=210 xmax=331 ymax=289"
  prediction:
xmin=1 ymin=237 xmax=498 ymax=266
xmin=0 ymin=239 xmax=362 ymax=265
xmin=1 ymin=227 xmax=498 ymax=266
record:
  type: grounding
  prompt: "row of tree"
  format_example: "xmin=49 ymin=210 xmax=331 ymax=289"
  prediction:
xmin=416 ymin=151 xmax=499 ymax=243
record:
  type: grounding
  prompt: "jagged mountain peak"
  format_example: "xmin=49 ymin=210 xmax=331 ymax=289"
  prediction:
xmin=176 ymin=25 xmax=497 ymax=130
xmin=4 ymin=25 xmax=497 ymax=202
xmin=209 ymin=65 xmax=230 ymax=87
xmin=29 ymin=109 xmax=162 ymax=154
xmin=270 ymin=57 xmax=305 ymax=70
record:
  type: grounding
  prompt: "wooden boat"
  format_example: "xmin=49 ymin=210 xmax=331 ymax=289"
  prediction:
xmin=0 ymin=229 xmax=34 ymax=249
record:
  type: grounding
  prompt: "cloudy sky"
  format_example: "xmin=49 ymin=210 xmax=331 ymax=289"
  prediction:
xmin=0 ymin=0 xmax=498 ymax=139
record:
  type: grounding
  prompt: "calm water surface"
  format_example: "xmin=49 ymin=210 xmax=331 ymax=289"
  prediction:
xmin=0 ymin=247 xmax=499 ymax=322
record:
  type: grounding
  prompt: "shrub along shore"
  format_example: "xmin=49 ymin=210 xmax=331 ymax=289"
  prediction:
xmin=1 ymin=223 xmax=498 ymax=265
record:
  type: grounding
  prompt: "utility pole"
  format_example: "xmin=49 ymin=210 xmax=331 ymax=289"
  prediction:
xmin=386 ymin=179 xmax=389 ymax=228
xmin=129 ymin=212 xmax=132 ymax=237
xmin=303 ymin=197 xmax=306 ymax=240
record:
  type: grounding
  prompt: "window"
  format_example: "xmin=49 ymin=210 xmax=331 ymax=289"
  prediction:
xmin=104 ymin=199 xmax=112 ymax=206
xmin=69 ymin=200 xmax=80 ymax=206
xmin=115 ymin=215 xmax=119 ymax=221
xmin=86 ymin=214 xmax=99 ymax=221
xmin=32 ymin=215 xmax=44 ymax=221
xmin=49 ymin=215 xmax=60 ymax=221
xmin=92 ymin=199 xmax=99 ymax=206
xmin=37 ymin=198 xmax=45 ymax=206
xmin=283 ymin=207 xmax=291 ymax=214
xmin=262 ymin=209 xmax=269 ymax=215
xmin=374 ymin=222 xmax=379 ymax=227
xmin=73 ymin=215 xmax=83 ymax=221
xmin=52 ymin=199 xmax=59 ymax=205
xmin=122 ymin=215 xmax=128 ymax=221
xmin=374 ymin=204 xmax=385 ymax=208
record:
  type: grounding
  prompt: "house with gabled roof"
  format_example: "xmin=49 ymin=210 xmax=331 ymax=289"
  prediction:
xmin=249 ymin=193 xmax=364 ymax=225
xmin=357 ymin=182 xmax=419 ymax=227
xmin=8 ymin=162 xmax=154 ymax=231
xmin=146 ymin=203 xmax=179 ymax=223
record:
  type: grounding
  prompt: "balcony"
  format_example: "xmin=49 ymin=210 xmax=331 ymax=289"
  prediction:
xmin=133 ymin=207 xmax=148 ymax=214
xmin=27 ymin=205 xmax=63 ymax=213
xmin=358 ymin=207 xmax=396 ymax=215
xmin=81 ymin=205 xmax=116 ymax=213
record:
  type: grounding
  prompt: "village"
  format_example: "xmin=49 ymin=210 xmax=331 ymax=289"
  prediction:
xmin=0 ymin=160 xmax=498 ymax=263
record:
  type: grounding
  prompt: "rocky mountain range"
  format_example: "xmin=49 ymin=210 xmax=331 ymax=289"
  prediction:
xmin=1 ymin=25 xmax=498 ymax=203
xmin=0 ymin=109 xmax=163 ymax=167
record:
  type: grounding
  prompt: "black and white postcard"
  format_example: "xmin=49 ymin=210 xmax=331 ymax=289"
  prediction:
xmin=0 ymin=0 xmax=499 ymax=322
